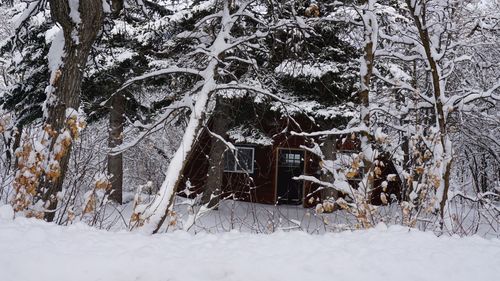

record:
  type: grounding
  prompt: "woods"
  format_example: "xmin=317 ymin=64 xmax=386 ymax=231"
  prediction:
xmin=0 ymin=0 xmax=498 ymax=235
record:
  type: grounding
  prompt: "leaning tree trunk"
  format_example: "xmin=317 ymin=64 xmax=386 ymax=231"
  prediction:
xmin=41 ymin=0 xmax=103 ymax=221
xmin=134 ymin=60 xmax=219 ymax=234
xmin=201 ymin=97 xmax=231 ymax=209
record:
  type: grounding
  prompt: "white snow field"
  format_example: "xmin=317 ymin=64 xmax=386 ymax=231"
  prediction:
xmin=1 ymin=216 xmax=500 ymax=281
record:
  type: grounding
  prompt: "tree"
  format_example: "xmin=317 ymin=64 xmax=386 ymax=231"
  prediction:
xmin=200 ymin=97 xmax=231 ymax=209
xmin=106 ymin=0 xmax=125 ymax=204
xmin=377 ymin=0 xmax=499 ymax=226
xmin=352 ymin=0 xmax=500 ymax=227
xmin=1 ymin=0 xmax=103 ymax=220
xmin=40 ymin=0 xmax=103 ymax=221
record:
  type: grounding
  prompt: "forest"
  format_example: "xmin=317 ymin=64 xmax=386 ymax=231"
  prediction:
xmin=0 ymin=0 xmax=499 ymax=279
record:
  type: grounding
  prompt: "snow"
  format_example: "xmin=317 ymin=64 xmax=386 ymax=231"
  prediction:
xmin=45 ymin=25 xmax=65 ymax=80
xmin=227 ymin=125 xmax=273 ymax=146
xmin=102 ymin=0 xmax=111 ymax=13
xmin=68 ymin=0 xmax=81 ymax=25
xmin=270 ymin=100 xmax=356 ymax=120
xmin=68 ymin=0 xmax=81 ymax=43
xmin=0 ymin=204 xmax=14 ymax=220
xmin=12 ymin=1 xmax=40 ymax=29
xmin=275 ymin=59 xmax=340 ymax=78
xmin=88 ymin=47 xmax=138 ymax=76
xmin=168 ymin=0 xmax=216 ymax=23
xmin=44 ymin=25 xmax=65 ymax=116
xmin=0 ymin=217 xmax=499 ymax=281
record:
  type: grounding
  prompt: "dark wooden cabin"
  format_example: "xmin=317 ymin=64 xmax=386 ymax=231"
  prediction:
xmin=178 ymin=114 xmax=401 ymax=208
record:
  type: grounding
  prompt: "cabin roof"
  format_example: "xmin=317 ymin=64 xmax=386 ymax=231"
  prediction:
xmin=227 ymin=125 xmax=274 ymax=146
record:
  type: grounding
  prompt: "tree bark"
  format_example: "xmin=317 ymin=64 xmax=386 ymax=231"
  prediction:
xmin=41 ymin=0 xmax=103 ymax=221
xmin=358 ymin=0 xmax=377 ymax=195
xmin=320 ymin=136 xmax=338 ymax=200
xmin=106 ymin=0 xmax=125 ymax=204
xmin=107 ymin=93 xmax=125 ymax=204
xmin=201 ymin=98 xmax=230 ymax=209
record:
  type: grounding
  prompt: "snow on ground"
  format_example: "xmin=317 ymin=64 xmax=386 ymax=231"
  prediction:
xmin=1 ymin=215 xmax=500 ymax=281
xmin=96 ymin=197 xmax=362 ymax=234
xmin=87 ymin=197 xmax=500 ymax=238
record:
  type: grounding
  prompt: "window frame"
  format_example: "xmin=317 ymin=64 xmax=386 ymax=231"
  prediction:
xmin=223 ymin=146 xmax=255 ymax=174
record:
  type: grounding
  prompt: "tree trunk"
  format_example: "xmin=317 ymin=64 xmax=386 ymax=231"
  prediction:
xmin=107 ymin=93 xmax=125 ymax=204
xmin=359 ymin=0 xmax=377 ymax=195
xmin=5 ymin=125 xmax=22 ymax=171
xmin=320 ymin=136 xmax=338 ymax=200
xmin=135 ymin=60 xmax=219 ymax=234
xmin=201 ymin=98 xmax=230 ymax=209
xmin=135 ymin=1 xmax=236 ymax=234
xmin=405 ymin=0 xmax=452 ymax=223
xmin=103 ymin=0 xmax=126 ymax=204
xmin=41 ymin=0 xmax=103 ymax=222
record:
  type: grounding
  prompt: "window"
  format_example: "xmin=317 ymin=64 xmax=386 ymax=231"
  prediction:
xmin=223 ymin=147 xmax=255 ymax=173
xmin=280 ymin=152 xmax=302 ymax=167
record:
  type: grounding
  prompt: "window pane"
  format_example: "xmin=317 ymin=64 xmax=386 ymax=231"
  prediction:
xmin=224 ymin=149 xmax=236 ymax=171
xmin=236 ymin=148 xmax=253 ymax=172
xmin=282 ymin=152 xmax=301 ymax=167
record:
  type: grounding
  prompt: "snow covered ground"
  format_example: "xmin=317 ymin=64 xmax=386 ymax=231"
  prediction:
xmin=1 ymin=215 xmax=500 ymax=281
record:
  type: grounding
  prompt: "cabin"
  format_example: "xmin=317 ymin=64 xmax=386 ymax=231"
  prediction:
xmin=178 ymin=107 xmax=401 ymax=208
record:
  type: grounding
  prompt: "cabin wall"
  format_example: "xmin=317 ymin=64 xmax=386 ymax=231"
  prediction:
xmin=221 ymin=145 xmax=275 ymax=204
xmin=180 ymin=129 xmax=211 ymax=197
xmin=180 ymin=128 xmax=402 ymax=208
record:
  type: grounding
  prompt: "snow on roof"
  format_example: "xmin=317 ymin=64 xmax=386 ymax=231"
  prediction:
xmin=227 ymin=125 xmax=273 ymax=146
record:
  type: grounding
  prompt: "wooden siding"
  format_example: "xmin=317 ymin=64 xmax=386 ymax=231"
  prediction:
xmin=221 ymin=145 xmax=275 ymax=204
xmin=179 ymin=127 xmax=211 ymax=197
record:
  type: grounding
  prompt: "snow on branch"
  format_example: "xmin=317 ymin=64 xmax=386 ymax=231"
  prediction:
xmin=275 ymin=60 xmax=340 ymax=79
xmin=215 ymin=83 xmax=291 ymax=105
xmin=291 ymin=124 xmax=369 ymax=138
xmin=294 ymin=175 xmax=353 ymax=197
xmin=12 ymin=0 xmax=44 ymax=30
xmin=109 ymin=96 xmax=193 ymax=155
xmin=206 ymin=127 xmax=236 ymax=152
xmin=133 ymin=1 xmax=272 ymax=234
xmin=115 ymin=67 xmax=202 ymax=93
xmin=449 ymin=81 xmax=500 ymax=109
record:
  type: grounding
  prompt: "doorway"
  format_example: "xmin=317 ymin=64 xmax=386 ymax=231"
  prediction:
xmin=277 ymin=149 xmax=305 ymax=205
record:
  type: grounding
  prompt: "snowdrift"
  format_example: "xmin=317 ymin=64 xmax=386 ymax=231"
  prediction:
xmin=1 ymin=215 xmax=499 ymax=281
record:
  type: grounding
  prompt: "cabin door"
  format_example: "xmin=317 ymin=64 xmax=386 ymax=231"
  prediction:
xmin=277 ymin=149 xmax=305 ymax=205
